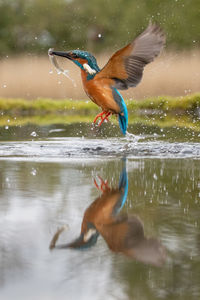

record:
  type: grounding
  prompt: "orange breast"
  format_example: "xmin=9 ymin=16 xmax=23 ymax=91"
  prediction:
xmin=81 ymin=189 xmax=121 ymax=233
xmin=81 ymin=70 xmax=121 ymax=114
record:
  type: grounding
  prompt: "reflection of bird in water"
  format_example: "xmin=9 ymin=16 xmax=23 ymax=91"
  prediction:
xmin=48 ymin=23 xmax=165 ymax=135
xmin=50 ymin=162 xmax=166 ymax=267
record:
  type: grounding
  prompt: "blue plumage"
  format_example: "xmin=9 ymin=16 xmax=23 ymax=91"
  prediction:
xmin=72 ymin=50 xmax=100 ymax=72
xmin=112 ymin=159 xmax=128 ymax=214
xmin=51 ymin=24 xmax=165 ymax=136
xmin=73 ymin=52 xmax=128 ymax=135
xmin=118 ymin=167 xmax=128 ymax=211
xmin=119 ymin=158 xmax=128 ymax=211
xmin=50 ymin=49 xmax=128 ymax=134
xmin=112 ymin=88 xmax=128 ymax=135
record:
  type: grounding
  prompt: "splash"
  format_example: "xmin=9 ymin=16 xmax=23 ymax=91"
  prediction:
xmin=124 ymin=131 xmax=145 ymax=143
xmin=48 ymin=48 xmax=77 ymax=87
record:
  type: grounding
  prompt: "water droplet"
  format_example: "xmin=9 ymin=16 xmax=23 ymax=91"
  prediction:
xmin=5 ymin=126 xmax=9 ymax=130
xmin=63 ymin=70 xmax=69 ymax=76
xmin=30 ymin=131 xmax=37 ymax=137
xmin=31 ymin=168 xmax=37 ymax=176
xmin=153 ymin=173 xmax=158 ymax=180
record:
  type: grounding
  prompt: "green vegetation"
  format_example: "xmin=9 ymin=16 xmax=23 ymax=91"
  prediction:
xmin=1 ymin=0 xmax=200 ymax=56
xmin=127 ymin=94 xmax=200 ymax=113
xmin=0 ymin=97 xmax=98 ymax=115
xmin=0 ymin=94 xmax=200 ymax=116
xmin=0 ymin=95 xmax=199 ymax=132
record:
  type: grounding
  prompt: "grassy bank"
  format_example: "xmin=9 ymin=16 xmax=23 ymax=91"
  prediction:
xmin=0 ymin=94 xmax=199 ymax=132
xmin=0 ymin=94 xmax=200 ymax=117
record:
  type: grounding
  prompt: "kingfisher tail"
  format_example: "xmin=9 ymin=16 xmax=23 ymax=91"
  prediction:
xmin=118 ymin=99 xmax=128 ymax=135
xmin=112 ymin=88 xmax=128 ymax=135
xmin=118 ymin=112 xmax=128 ymax=135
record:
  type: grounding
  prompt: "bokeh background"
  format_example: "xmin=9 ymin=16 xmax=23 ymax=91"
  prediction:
xmin=0 ymin=0 xmax=200 ymax=100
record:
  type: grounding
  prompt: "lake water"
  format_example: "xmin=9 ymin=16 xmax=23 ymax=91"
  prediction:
xmin=0 ymin=123 xmax=200 ymax=300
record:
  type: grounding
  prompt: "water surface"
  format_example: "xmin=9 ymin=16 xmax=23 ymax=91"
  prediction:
xmin=0 ymin=123 xmax=200 ymax=300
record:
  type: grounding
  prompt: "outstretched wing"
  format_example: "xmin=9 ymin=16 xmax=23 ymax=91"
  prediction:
xmin=96 ymin=23 xmax=165 ymax=90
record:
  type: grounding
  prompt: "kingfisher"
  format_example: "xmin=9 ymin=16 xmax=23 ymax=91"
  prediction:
xmin=49 ymin=164 xmax=128 ymax=250
xmin=49 ymin=160 xmax=165 ymax=266
xmin=49 ymin=23 xmax=165 ymax=135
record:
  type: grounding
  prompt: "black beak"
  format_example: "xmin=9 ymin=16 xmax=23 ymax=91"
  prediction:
xmin=48 ymin=48 xmax=72 ymax=60
xmin=68 ymin=230 xmax=99 ymax=250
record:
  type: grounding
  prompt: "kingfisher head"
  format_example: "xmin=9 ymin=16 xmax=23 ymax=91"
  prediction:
xmin=49 ymin=49 xmax=100 ymax=79
xmin=67 ymin=222 xmax=99 ymax=250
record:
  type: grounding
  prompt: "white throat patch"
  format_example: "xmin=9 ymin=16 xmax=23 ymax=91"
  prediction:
xmin=83 ymin=228 xmax=97 ymax=242
xmin=83 ymin=63 xmax=96 ymax=75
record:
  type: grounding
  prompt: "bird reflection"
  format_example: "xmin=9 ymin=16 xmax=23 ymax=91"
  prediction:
xmin=50 ymin=160 xmax=166 ymax=267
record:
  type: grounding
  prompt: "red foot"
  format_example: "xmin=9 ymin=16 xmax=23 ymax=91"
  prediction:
xmin=93 ymin=111 xmax=111 ymax=126
xmin=94 ymin=176 xmax=110 ymax=192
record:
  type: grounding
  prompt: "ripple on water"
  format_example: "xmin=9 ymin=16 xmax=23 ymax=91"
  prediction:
xmin=0 ymin=135 xmax=200 ymax=161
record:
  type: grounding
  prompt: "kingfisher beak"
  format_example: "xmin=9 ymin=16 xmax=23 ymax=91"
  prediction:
xmin=68 ymin=229 xmax=99 ymax=249
xmin=48 ymin=48 xmax=73 ymax=60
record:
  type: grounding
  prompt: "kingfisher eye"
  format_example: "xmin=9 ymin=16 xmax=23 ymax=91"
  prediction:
xmin=72 ymin=53 xmax=78 ymax=59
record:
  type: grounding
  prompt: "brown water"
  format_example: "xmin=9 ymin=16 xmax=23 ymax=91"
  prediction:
xmin=0 ymin=124 xmax=200 ymax=300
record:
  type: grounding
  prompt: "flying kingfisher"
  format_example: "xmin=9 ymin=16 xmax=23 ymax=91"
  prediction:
xmin=49 ymin=160 xmax=166 ymax=266
xmin=49 ymin=23 xmax=165 ymax=135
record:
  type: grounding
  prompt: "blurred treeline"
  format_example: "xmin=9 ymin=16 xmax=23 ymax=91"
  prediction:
xmin=0 ymin=0 xmax=200 ymax=56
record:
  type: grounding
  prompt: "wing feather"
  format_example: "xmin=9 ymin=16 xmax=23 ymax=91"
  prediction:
xmin=96 ymin=23 xmax=166 ymax=90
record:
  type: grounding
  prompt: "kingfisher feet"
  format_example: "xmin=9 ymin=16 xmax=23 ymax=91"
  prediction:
xmin=94 ymin=176 xmax=110 ymax=192
xmin=93 ymin=111 xmax=111 ymax=127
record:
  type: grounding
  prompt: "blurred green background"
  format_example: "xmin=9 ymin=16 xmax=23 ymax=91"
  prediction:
xmin=1 ymin=0 xmax=200 ymax=56
xmin=0 ymin=0 xmax=200 ymax=105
